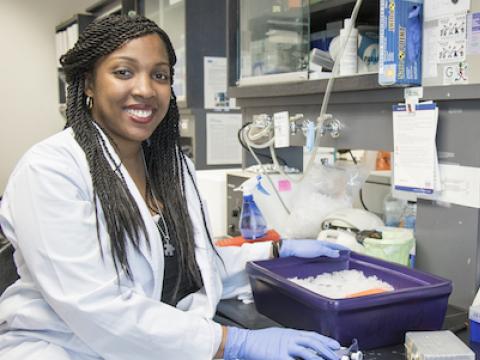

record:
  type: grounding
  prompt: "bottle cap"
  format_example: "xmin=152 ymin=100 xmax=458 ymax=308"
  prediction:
xmin=344 ymin=18 xmax=352 ymax=29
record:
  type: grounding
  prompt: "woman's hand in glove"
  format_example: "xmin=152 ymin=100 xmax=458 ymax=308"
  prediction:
xmin=279 ymin=239 xmax=349 ymax=259
xmin=224 ymin=327 xmax=340 ymax=360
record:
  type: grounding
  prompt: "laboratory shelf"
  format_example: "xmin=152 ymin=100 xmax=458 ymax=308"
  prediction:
xmin=228 ymin=73 xmax=480 ymax=106
xmin=229 ymin=73 xmax=384 ymax=98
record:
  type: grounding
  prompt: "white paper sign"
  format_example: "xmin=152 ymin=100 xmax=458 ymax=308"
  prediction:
xmin=393 ymin=103 xmax=439 ymax=195
xmin=467 ymin=12 xmax=480 ymax=54
xmin=435 ymin=164 xmax=480 ymax=208
xmin=443 ymin=62 xmax=469 ymax=84
xmin=273 ymin=111 xmax=290 ymax=148
xmin=425 ymin=0 xmax=470 ymax=20
xmin=206 ymin=113 xmax=242 ymax=165
xmin=204 ymin=57 xmax=228 ymax=109
xmin=437 ymin=14 xmax=468 ymax=63
xmin=173 ymin=47 xmax=186 ymax=102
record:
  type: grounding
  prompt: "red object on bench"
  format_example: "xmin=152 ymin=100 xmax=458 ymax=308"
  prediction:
xmin=215 ymin=229 xmax=281 ymax=247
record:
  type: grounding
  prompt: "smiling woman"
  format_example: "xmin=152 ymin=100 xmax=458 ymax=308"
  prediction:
xmin=57 ymin=15 xmax=203 ymax=303
xmin=86 ymin=34 xmax=172 ymax=150
xmin=0 ymin=14 xmax=342 ymax=360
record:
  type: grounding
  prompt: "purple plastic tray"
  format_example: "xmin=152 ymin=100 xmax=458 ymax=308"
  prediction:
xmin=246 ymin=251 xmax=452 ymax=350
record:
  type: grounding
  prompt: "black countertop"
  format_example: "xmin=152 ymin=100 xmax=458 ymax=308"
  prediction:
xmin=216 ymin=300 xmax=480 ymax=359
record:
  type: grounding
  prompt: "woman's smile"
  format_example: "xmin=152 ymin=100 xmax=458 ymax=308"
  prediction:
xmin=124 ymin=104 xmax=157 ymax=124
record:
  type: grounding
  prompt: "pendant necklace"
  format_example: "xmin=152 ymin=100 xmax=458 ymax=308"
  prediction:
xmin=143 ymin=155 xmax=176 ymax=257
xmin=152 ymin=196 xmax=176 ymax=257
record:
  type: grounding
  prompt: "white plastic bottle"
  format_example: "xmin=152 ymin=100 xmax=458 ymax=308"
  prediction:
xmin=339 ymin=18 xmax=358 ymax=76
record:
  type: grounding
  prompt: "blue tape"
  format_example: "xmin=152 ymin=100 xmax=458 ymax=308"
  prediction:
xmin=306 ymin=121 xmax=316 ymax=153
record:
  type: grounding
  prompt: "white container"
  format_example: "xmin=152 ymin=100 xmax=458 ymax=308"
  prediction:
xmin=364 ymin=227 xmax=414 ymax=266
xmin=405 ymin=331 xmax=475 ymax=360
xmin=339 ymin=18 xmax=358 ymax=76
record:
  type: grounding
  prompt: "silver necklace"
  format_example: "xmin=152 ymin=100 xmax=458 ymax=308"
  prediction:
xmin=152 ymin=196 xmax=176 ymax=257
xmin=142 ymin=155 xmax=175 ymax=257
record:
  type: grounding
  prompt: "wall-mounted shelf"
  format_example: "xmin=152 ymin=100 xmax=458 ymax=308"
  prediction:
xmin=230 ymin=73 xmax=383 ymax=98
xmin=229 ymin=73 xmax=480 ymax=107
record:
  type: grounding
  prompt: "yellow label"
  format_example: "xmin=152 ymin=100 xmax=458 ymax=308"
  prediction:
xmin=388 ymin=0 xmax=395 ymax=31
xmin=398 ymin=26 xmax=406 ymax=79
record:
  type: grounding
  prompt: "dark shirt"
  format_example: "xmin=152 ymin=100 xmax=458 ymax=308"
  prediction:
xmin=155 ymin=214 xmax=202 ymax=306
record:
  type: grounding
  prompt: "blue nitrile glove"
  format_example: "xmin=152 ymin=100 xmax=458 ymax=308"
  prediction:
xmin=407 ymin=5 xmax=422 ymax=62
xmin=279 ymin=239 xmax=349 ymax=258
xmin=224 ymin=327 xmax=340 ymax=360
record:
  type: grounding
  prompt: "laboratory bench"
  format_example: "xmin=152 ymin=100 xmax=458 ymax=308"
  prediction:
xmin=216 ymin=299 xmax=480 ymax=359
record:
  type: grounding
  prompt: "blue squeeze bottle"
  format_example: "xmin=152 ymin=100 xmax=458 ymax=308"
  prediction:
xmin=236 ymin=176 xmax=269 ymax=240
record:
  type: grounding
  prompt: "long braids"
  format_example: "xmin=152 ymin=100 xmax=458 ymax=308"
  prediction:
xmin=60 ymin=15 xmax=209 ymax=293
xmin=144 ymin=92 xmax=203 ymax=294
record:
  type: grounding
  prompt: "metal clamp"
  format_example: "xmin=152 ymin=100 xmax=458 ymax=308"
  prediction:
xmin=317 ymin=114 xmax=343 ymax=138
xmin=288 ymin=113 xmax=305 ymax=135
xmin=252 ymin=113 xmax=272 ymax=129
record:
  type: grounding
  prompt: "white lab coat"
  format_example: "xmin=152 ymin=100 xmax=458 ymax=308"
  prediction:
xmin=0 ymin=127 xmax=272 ymax=360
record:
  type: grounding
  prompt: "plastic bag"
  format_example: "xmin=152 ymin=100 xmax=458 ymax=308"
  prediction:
xmin=284 ymin=164 xmax=368 ymax=239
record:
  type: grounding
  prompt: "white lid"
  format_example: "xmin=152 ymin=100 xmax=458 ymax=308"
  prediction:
xmin=344 ymin=18 xmax=352 ymax=29
xmin=469 ymin=305 xmax=480 ymax=321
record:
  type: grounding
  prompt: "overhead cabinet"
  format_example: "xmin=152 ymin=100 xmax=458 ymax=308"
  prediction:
xmin=144 ymin=0 xmax=242 ymax=169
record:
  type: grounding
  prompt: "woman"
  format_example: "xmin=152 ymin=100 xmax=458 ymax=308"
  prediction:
xmin=0 ymin=15 xmax=343 ymax=360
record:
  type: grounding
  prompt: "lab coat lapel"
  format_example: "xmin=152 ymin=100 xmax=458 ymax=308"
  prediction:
xmin=184 ymin=167 xmax=222 ymax=315
xmin=93 ymin=125 xmax=162 ymax=296
xmin=121 ymin=170 xmax=163 ymax=298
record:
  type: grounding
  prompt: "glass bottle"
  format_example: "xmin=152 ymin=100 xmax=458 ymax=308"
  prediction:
xmin=383 ymin=192 xmax=406 ymax=227
xmin=402 ymin=201 xmax=417 ymax=230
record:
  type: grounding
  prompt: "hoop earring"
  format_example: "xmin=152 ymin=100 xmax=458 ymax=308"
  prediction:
xmin=86 ymin=96 xmax=93 ymax=109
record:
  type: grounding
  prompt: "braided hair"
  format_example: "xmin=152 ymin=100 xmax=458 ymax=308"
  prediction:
xmin=60 ymin=15 xmax=211 ymax=296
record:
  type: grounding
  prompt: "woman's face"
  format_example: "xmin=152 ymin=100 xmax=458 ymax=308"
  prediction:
xmin=86 ymin=33 xmax=171 ymax=151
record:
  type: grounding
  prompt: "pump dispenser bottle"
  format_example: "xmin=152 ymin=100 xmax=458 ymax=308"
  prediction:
xmin=236 ymin=176 xmax=269 ymax=240
xmin=339 ymin=18 xmax=358 ymax=75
